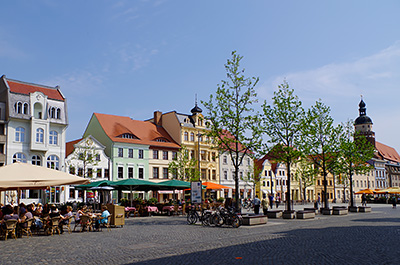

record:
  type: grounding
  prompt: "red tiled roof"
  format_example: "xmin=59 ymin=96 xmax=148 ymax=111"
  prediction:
xmin=375 ymin=141 xmax=400 ymax=163
xmin=93 ymin=113 xmax=180 ymax=149
xmin=65 ymin=138 xmax=82 ymax=158
xmin=7 ymin=80 xmax=65 ymax=101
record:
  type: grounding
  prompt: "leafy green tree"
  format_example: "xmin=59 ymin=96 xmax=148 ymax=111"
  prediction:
xmin=293 ymin=157 xmax=319 ymax=202
xmin=202 ymin=51 xmax=263 ymax=210
xmin=261 ymin=81 xmax=304 ymax=212
xmin=337 ymin=120 xmax=375 ymax=207
xmin=297 ymin=100 xmax=342 ymax=209
xmin=66 ymin=138 xmax=100 ymax=178
xmin=168 ymin=146 xmax=200 ymax=181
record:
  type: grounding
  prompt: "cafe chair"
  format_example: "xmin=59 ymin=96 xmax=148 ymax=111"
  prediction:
xmin=50 ymin=217 xmax=61 ymax=235
xmin=80 ymin=215 xmax=93 ymax=232
xmin=3 ymin=219 xmax=18 ymax=240
xmin=99 ymin=214 xmax=112 ymax=232
xmin=61 ymin=216 xmax=73 ymax=234
xmin=19 ymin=218 xmax=34 ymax=238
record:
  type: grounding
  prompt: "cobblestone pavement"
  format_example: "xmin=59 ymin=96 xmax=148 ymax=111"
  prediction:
xmin=1 ymin=203 xmax=399 ymax=264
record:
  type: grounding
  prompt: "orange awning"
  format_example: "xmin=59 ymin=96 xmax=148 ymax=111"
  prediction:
xmin=354 ymin=189 xmax=375 ymax=194
xmin=203 ymin=182 xmax=232 ymax=190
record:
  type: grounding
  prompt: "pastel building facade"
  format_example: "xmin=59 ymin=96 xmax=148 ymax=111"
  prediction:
xmin=0 ymin=75 xmax=68 ymax=204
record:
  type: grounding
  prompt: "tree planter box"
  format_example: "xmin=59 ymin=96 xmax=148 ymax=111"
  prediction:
xmin=348 ymin=206 xmax=358 ymax=212
xmin=358 ymin=206 xmax=372 ymax=213
xmin=332 ymin=207 xmax=348 ymax=215
xmin=282 ymin=210 xmax=296 ymax=219
xmin=320 ymin=208 xmax=332 ymax=215
xmin=242 ymin=214 xmax=268 ymax=226
xmin=304 ymin=208 xmax=318 ymax=214
xmin=266 ymin=210 xmax=283 ymax=218
xmin=296 ymin=210 xmax=315 ymax=219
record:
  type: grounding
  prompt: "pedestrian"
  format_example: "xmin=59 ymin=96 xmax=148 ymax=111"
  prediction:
xmin=268 ymin=194 xmax=274 ymax=209
xmin=361 ymin=194 xmax=367 ymax=206
xmin=275 ymin=196 xmax=280 ymax=208
xmin=253 ymin=195 xmax=261 ymax=215
xmin=392 ymin=196 xmax=397 ymax=209
xmin=261 ymin=195 xmax=269 ymax=215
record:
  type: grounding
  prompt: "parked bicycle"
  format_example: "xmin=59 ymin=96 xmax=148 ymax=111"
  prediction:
xmin=211 ymin=206 xmax=242 ymax=228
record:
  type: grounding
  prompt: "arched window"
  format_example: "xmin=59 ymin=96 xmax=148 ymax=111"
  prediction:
xmin=36 ymin=128 xmax=44 ymax=143
xmin=190 ymin=132 xmax=194 ymax=142
xmin=15 ymin=102 xmax=22 ymax=114
xmin=49 ymin=107 xmax=56 ymax=118
xmin=56 ymin=108 xmax=61 ymax=119
xmin=32 ymin=155 xmax=41 ymax=166
xmin=184 ymin=132 xmax=188 ymax=141
xmin=47 ymin=155 xmax=59 ymax=170
xmin=13 ymin=153 xmax=27 ymax=163
xmin=15 ymin=127 xmax=25 ymax=142
xmin=49 ymin=131 xmax=58 ymax=145
xmin=23 ymin=103 xmax=29 ymax=115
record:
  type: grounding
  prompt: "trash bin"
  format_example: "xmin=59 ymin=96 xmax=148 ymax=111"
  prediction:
xmin=107 ymin=204 xmax=125 ymax=227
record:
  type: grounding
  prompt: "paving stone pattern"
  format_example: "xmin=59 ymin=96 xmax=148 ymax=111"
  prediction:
xmin=1 ymin=203 xmax=399 ymax=264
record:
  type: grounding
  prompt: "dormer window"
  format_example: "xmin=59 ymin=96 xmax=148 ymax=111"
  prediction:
xmin=118 ymin=133 xmax=138 ymax=139
xmin=154 ymin=137 xmax=169 ymax=143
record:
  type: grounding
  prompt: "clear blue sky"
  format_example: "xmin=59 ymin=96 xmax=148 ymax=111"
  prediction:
xmin=1 ymin=1 xmax=400 ymax=151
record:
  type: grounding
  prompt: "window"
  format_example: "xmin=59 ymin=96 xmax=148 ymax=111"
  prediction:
xmin=105 ymin=169 xmax=109 ymax=179
xmin=118 ymin=167 xmax=124 ymax=178
xmin=69 ymin=166 xmax=76 ymax=175
xmin=97 ymin=168 xmax=102 ymax=178
xmin=153 ymin=150 xmax=159 ymax=159
xmin=128 ymin=148 xmax=134 ymax=158
xmin=56 ymin=108 xmax=61 ymax=119
xmin=69 ymin=188 xmax=75 ymax=199
xmin=128 ymin=167 xmax=134 ymax=178
xmin=47 ymin=155 xmax=59 ymax=170
xmin=49 ymin=131 xmax=58 ymax=145
xmin=200 ymin=150 xmax=206 ymax=161
xmin=138 ymin=168 xmax=144 ymax=179
xmin=212 ymin=170 xmax=216 ymax=180
xmin=13 ymin=153 xmax=27 ymax=163
xmin=36 ymin=128 xmax=44 ymax=143
xmin=224 ymin=171 xmax=228 ymax=180
xmin=32 ymin=155 xmax=41 ymax=166
xmin=78 ymin=168 xmax=83 ymax=176
xmin=23 ymin=103 xmax=28 ymax=115
xmin=15 ymin=102 xmax=22 ymax=114
xmin=172 ymin=151 xmax=177 ymax=160
xmin=87 ymin=168 xmax=93 ymax=177
xmin=15 ymin=127 xmax=25 ymax=142
xmin=153 ymin=167 xmax=159 ymax=179
xmin=119 ymin=133 xmax=136 ymax=139
xmin=138 ymin=149 xmax=144 ymax=159
xmin=184 ymin=132 xmax=188 ymax=141
xmin=163 ymin=151 xmax=168 ymax=160
xmin=118 ymin=148 xmax=123 ymax=157
xmin=190 ymin=133 xmax=194 ymax=142
xmin=163 ymin=168 xmax=169 ymax=179
xmin=223 ymin=156 xmax=227 ymax=165
xmin=95 ymin=154 xmax=100 ymax=161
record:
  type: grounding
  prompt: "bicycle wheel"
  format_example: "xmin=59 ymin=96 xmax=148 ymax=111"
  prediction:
xmin=212 ymin=214 xmax=223 ymax=227
xmin=231 ymin=216 xmax=241 ymax=228
xmin=202 ymin=213 xmax=211 ymax=226
xmin=187 ymin=213 xmax=197 ymax=225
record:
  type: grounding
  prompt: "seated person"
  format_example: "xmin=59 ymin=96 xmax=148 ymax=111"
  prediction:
xmin=1 ymin=205 xmax=19 ymax=228
xmin=75 ymin=205 xmax=87 ymax=224
xmin=94 ymin=205 xmax=110 ymax=231
xmin=59 ymin=206 xmax=73 ymax=233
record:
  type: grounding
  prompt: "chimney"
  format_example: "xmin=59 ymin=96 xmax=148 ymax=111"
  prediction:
xmin=154 ymin=111 xmax=162 ymax=126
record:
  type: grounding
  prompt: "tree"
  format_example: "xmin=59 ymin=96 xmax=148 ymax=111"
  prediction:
xmin=67 ymin=138 xmax=100 ymax=178
xmin=202 ymin=51 xmax=263 ymax=210
xmin=261 ymin=81 xmax=304 ymax=212
xmin=293 ymin=157 xmax=319 ymax=202
xmin=297 ymin=100 xmax=342 ymax=209
xmin=168 ymin=146 xmax=200 ymax=181
xmin=337 ymin=120 xmax=375 ymax=207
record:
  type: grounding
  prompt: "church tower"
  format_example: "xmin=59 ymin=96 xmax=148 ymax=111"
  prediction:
xmin=354 ymin=98 xmax=375 ymax=147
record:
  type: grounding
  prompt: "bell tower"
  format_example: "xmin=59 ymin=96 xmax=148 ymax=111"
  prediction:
xmin=354 ymin=97 xmax=375 ymax=147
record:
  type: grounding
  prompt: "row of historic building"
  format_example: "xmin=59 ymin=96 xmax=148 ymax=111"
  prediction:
xmin=1 ymin=75 xmax=399 ymax=205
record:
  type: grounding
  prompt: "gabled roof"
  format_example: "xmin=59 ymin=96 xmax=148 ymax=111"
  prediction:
xmin=5 ymin=78 xmax=65 ymax=101
xmin=375 ymin=141 xmax=400 ymax=163
xmin=93 ymin=113 xmax=180 ymax=149
xmin=65 ymin=138 xmax=82 ymax=158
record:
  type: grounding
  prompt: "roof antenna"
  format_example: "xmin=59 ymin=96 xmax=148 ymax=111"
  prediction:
xmin=195 ymin=93 xmax=198 ymax=106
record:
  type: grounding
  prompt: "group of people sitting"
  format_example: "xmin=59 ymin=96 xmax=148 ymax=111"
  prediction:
xmin=0 ymin=202 xmax=74 ymax=235
xmin=74 ymin=205 xmax=110 ymax=231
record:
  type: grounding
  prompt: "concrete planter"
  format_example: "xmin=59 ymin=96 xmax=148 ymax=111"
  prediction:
xmin=332 ymin=207 xmax=348 ymax=215
xmin=358 ymin=206 xmax=372 ymax=213
xmin=348 ymin=206 xmax=358 ymax=212
xmin=266 ymin=210 xmax=283 ymax=219
xmin=296 ymin=210 xmax=315 ymax=219
xmin=282 ymin=210 xmax=296 ymax=219
xmin=242 ymin=214 xmax=268 ymax=226
xmin=320 ymin=208 xmax=332 ymax=215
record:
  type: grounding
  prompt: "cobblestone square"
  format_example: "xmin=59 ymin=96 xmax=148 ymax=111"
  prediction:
xmin=1 ymin=203 xmax=399 ymax=264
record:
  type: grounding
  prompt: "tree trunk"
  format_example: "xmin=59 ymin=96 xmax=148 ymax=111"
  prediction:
xmin=286 ymin=162 xmax=291 ymax=212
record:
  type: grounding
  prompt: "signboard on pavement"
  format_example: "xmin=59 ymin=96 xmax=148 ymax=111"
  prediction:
xmin=191 ymin=181 xmax=202 ymax=204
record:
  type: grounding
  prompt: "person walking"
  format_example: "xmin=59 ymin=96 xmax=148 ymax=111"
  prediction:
xmin=268 ymin=194 xmax=274 ymax=210
xmin=275 ymin=196 xmax=280 ymax=208
xmin=253 ymin=195 xmax=261 ymax=215
xmin=392 ymin=196 xmax=397 ymax=209
xmin=361 ymin=194 xmax=367 ymax=207
xmin=261 ymin=195 xmax=269 ymax=215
